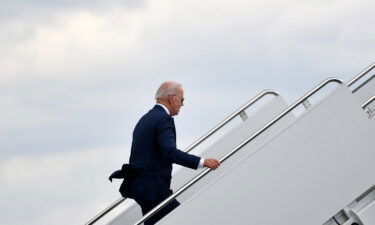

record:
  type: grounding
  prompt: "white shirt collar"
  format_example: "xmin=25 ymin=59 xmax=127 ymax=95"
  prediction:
xmin=156 ymin=103 xmax=170 ymax=115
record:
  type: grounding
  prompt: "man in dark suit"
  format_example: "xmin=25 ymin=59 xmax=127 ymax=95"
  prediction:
xmin=129 ymin=81 xmax=220 ymax=225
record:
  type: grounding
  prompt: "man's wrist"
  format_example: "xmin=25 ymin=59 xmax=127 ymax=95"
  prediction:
xmin=198 ymin=158 xmax=205 ymax=169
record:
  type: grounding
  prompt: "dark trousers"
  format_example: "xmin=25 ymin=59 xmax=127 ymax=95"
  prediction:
xmin=135 ymin=198 xmax=180 ymax=225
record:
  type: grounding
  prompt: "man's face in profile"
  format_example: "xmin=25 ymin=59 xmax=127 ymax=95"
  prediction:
xmin=170 ymin=88 xmax=184 ymax=116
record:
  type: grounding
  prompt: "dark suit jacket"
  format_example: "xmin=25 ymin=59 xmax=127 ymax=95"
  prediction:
xmin=128 ymin=105 xmax=201 ymax=201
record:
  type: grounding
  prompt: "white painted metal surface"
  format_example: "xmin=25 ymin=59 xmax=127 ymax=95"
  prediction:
xmin=159 ymin=86 xmax=375 ymax=225
xmin=171 ymin=96 xmax=295 ymax=200
xmin=343 ymin=187 xmax=375 ymax=225
xmin=354 ymin=201 xmax=375 ymax=224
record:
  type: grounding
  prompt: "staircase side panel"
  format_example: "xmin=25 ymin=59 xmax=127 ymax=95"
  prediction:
xmin=160 ymin=86 xmax=375 ymax=225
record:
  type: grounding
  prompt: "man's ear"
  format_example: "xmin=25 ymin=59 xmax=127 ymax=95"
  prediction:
xmin=168 ymin=95 xmax=174 ymax=105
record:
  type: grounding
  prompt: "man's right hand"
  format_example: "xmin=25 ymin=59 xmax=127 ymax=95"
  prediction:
xmin=204 ymin=158 xmax=220 ymax=170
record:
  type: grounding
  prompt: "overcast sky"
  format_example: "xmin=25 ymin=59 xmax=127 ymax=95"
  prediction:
xmin=1 ymin=0 xmax=374 ymax=224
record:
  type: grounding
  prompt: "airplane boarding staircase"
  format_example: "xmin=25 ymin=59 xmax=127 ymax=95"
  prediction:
xmin=86 ymin=62 xmax=375 ymax=225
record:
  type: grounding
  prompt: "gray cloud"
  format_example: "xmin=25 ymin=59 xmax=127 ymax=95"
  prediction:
xmin=0 ymin=0 xmax=143 ymax=7
xmin=0 ymin=147 xmax=128 ymax=225
xmin=0 ymin=78 xmax=149 ymax=157
xmin=0 ymin=0 xmax=146 ymax=18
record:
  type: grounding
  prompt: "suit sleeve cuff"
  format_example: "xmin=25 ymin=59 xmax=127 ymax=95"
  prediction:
xmin=198 ymin=158 xmax=205 ymax=169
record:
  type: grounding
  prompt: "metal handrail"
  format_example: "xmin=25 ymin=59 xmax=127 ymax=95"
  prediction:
xmin=353 ymin=74 xmax=375 ymax=93
xmin=86 ymin=198 xmax=126 ymax=225
xmin=134 ymin=78 xmax=343 ymax=225
xmin=362 ymin=96 xmax=375 ymax=109
xmin=183 ymin=89 xmax=279 ymax=154
xmin=85 ymin=90 xmax=279 ymax=225
xmin=347 ymin=62 xmax=375 ymax=87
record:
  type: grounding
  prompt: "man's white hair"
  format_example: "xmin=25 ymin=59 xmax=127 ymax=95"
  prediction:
xmin=155 ymin=81 xmax=182 ymax=100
